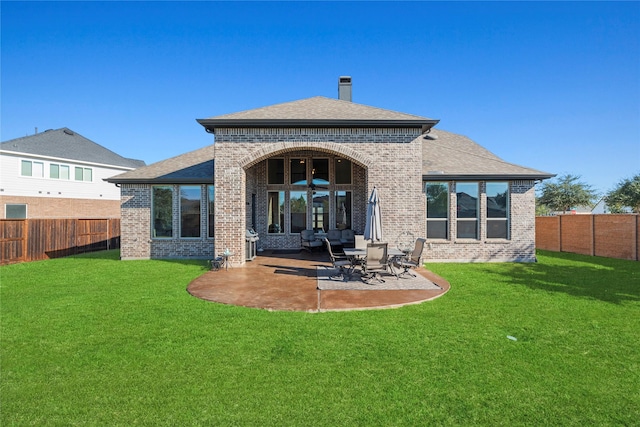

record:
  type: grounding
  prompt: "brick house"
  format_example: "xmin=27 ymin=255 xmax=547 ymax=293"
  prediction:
xmin=108 ymin=78 xmax=553 ymax=263
xmin=0 ymin=128 xmax=145 ymax=219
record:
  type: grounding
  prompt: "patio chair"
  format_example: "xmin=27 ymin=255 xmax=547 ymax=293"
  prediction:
xmin=362 ymin=242 xmax=389 ymax=284
xmin=301 ymin=229 xmax=323 ymax=253
xmin=327 ymin=229 xmax=343 ymax=248
xmin=323 ymin=238 xmax=353 ymax=280
xmin=340 ymin=229 xmax=355 ymax=247
xmin=354 ymin=234 xmax=367 ymax=250
xmin=396 ymin=238 xmax=426 ymax=278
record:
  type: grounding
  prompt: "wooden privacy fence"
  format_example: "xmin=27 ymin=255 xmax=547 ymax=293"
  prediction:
xmin=536 ymin=214 xmax=639 ymax=261
xmin=0 ymin=218 xmax=120 ymax=265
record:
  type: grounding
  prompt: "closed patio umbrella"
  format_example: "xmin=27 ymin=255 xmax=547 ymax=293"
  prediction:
xmin=364 ymin=187 xmax=382 ymax=242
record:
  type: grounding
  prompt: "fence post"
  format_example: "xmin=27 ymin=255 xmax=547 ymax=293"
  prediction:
xmin=23 ymin=219 xmax=28 ymax=263
xmin=590 ymin=215 xmax=595 ymax=257
xmin=558 ymin=215 xmax=563 ymax=253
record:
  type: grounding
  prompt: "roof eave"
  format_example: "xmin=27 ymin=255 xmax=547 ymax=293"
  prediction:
xmin=422 ymin=173 xmax=556 ymax=181
xmin=105 ymin=177 xmax=213 ymax=185
xmin=197 ymin=118 xmax=439 ymax=134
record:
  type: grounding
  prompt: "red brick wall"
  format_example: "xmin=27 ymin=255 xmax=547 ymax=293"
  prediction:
xmin=536 ymin=214 xmax=638 ymax=261
xmin=594 ymin=215 xmax=638 ymax=260
xmin=561 ymin=215 xmax=593 ymax=256
xmin=535 ymin=216 xmax=560 ymax=252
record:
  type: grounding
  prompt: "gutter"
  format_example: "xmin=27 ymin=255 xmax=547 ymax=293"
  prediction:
xmin=197 ymin=118 xmax=440 ymax=134
xmin=422 ymin=173 xmax=556 ymax=181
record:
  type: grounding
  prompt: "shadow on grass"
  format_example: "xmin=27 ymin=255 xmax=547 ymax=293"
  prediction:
xmin=483 ymin=250 xmax=639 ymax=305
xmin=70 ymin=250 xmax=211 ymax=270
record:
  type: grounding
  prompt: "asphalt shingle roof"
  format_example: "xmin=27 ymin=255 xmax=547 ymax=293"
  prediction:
xmin=204 ymin=96 xmax=433 ymax=121
xmin=106 ymin=144 xmax=214 ymax=184
xmin=0 ymin=128 xmax=145 ymax=169
xmin=197 ymin=96 xmax=439 ymax=133
xmin=422 ymin=129 xmax=554 ymax=180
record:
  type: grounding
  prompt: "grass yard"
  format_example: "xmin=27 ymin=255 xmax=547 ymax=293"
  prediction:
xmin=1 ymin=250 xmax=638 ymax=426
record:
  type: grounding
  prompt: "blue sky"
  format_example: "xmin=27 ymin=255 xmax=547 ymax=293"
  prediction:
xmin=2 ymin=1 xmax=639 ymax=195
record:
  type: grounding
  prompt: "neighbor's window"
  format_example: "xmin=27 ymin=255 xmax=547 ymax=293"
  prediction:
xmin=207 ymin=185 xmax=215 ymax=238
xmin=486 ymin=182 xmax=510 ymax=239
xmin=335 ymin=158 xmax=352 ymax=184
xmin=267 ymin=191 xmax=284 ymax=234
xmin=21 ymin=160 xmax=44 ymax=177
xmin=49 ymin=164 xmax=70 ymax=180
xmin=152 ymin=186 xmax=173 ymax=238
xmin=290 ymin=159 xmax=307 ymax=186
xmin=5 ymin=204 xmax=27 ymax=219
xmin=74 ymin=167 xmax=92 ymax=182
xmin=180 ymin=185 xmax=201 ymax=238
xmin=268 ymin=158 xmax=284 ymax=185
xmin=290 ymin=191 xmax=307 ymax=233
xmin=50 ymin=164 xmax=59 ymax=179
xmin=335 ymin=191 xmax=352 ymax=230
xmin=426 ymin=182 xmax=449 ymax=239
xmin=456 ymin=182 xmax=479 ymax=239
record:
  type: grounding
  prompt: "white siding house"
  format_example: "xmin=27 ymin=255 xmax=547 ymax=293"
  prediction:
xmin=0 ymin=128 xmax=145 ymax=219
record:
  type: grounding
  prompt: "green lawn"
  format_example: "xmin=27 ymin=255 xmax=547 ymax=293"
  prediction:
xmin=1 ymin=250 xmax=638 ymax=426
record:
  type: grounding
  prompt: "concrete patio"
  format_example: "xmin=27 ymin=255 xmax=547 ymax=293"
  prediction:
xmin=187 ymin=250 xmax=450 ymax=312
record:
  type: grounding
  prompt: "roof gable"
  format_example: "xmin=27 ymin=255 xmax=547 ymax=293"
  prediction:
xmin=0 ymin=128 xmax=145 ymax=169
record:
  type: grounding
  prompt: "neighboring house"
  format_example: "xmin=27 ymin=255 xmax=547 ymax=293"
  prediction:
xmin=591 ymin=197 xmax=632 ymax=214
xmin=0 ymin=128 xmax=145 ymax=219
xmin=107 ymin=77 xmax=553 ymax=263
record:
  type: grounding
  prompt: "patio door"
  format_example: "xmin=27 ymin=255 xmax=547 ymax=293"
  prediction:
xmin=311 ymin=191 xmax=329 ymax=232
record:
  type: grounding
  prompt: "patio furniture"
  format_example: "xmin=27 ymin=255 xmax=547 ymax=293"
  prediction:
xmin=301 ymin=229 xmax=323 ymax=252
xmin=354 ymin=234 xmax=367 ymax=250
xmin=219 ymin=250 xmax=234 ymax=271
xmin=362 ymin=242 xmax=389 ymax=284
xmin=396 ymin=238 xmax=426 ymax=278
xmin=209 ymin=256 xmax=223 ymax=271
xmin=340 ymin=229 xmax=355 ymax=247
xmin=323 ymin=238 xmax=353 ymax=280
xmin=327 ymin=229 xmax=343 ymax=248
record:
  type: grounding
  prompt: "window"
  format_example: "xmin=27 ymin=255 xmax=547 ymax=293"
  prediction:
xmin=456 ymin=182 xmax=479 ymax=239
xmin=208 ymin=185 xmax=215 ymax=238
xmin=75 ymin=167 xmax=92 ymax=182
xmin=335 ymin=158 xmax=352 ymax=184
xmin=50 ymin=164 xmax=70 ymax=180
xmin=152 ymin=186 xmax=173 ymax=238
xmin=267 ymin=191 xmax=284 ymax=234
xmin=335 ymin=191 xmax=352 ymax=230
xmin=50 ymin=164 xmax=59 ymax=179
xmin=180 ymin=186 xmax=201 ymax=238
xmin=311 ymin=159 xmax=329 ymax=186
xmin=21 ymin=160 xmax=43 ymax=177
xmin=426 ymin=182 xmax=449 ymax=239
xmin=486 ymin=182 xmax=509 ymax=239
xmin=311 ymin=191 xmax=329 ymax=232
xmin=5 ymin=204 xmax=27 ymax=219
xmin=268 ymin=159 xmax=284 ymax=184
xmin=290 ymin=191 xmax=307 ymax=233
xmin=290 ymin=159 xmax=307 ymax=186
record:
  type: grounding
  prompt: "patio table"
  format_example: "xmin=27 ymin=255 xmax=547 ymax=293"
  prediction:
xmin=343 ymin=247 xmax=404 ymax=278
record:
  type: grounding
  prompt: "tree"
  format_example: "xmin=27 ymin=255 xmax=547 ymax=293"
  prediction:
xmin=606 ymin=173 xmax=640 ymax=213
xmin=537 ymin=174 xmax=598 ymax=213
